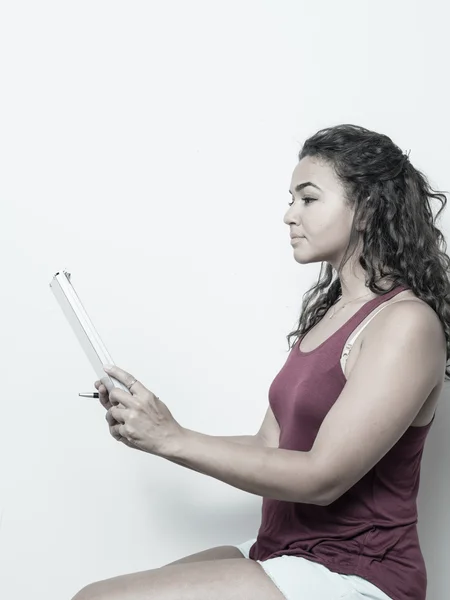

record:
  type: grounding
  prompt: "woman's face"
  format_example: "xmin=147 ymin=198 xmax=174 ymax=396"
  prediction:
xmin=284 ymin=156 xmax=357 ymax=268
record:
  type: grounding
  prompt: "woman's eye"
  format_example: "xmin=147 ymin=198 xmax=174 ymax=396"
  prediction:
xmin=288 ymin=196 xmax=315 ymax=207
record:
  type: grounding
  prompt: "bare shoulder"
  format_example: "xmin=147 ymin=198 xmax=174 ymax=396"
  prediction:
xmin=309 ymin=292 xmax=448 ymax=502
xmin=361 ymin=290 xmax=440 ymax=337
xmin=361 ymin=291 xmax=447 ymax=386
xmin=370 ymin=291 xmax=442 ymax=336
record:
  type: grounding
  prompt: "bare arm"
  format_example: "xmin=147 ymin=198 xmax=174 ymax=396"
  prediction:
xmin=165 ymin=408 xmax=279 ymax=473
xmin=165 ymin=435 xmax=258 ymax=474
xmin=164 ymin=428 xmax=323 ymax=503
xmin=214 ymin=434 xmax=261 ymax=446
xmin=164 ymin=405 xmax=314 ymax=504
xmin=200 ymin=404 xmax=280 ymax=449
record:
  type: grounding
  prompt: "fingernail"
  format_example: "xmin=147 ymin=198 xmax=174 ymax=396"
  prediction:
xmin=104 ymin=364 xmax=113 ymax=371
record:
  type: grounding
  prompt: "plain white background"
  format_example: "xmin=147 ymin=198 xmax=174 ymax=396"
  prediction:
xmin=1 ymin=1 xmax=449 ymax=598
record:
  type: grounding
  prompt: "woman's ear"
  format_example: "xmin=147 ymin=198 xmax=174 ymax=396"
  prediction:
xmin=355 ymin=196 xmax=371 ymax=232
xmin=355 ymin=219 xmax=367 ymax=232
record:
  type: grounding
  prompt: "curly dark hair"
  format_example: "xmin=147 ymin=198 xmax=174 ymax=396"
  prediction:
xmin=286 ymin=124 xmax=450 ymax=381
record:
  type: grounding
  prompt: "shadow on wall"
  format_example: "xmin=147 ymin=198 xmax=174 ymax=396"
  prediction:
xmin=417 ymin=383 xmax=450 ymax=600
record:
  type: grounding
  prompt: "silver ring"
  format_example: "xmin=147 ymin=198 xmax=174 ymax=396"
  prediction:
xmin=127 ymin=378 xmax=138 ymax=391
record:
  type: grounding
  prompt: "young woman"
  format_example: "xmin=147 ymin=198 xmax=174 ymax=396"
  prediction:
xmin=74 ymin=124 xmax=449 ymax=600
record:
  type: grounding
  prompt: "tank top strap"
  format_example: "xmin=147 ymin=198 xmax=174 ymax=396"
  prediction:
xmin=343 ymin=284 xmax=408 ymax=331
xmin=339 ymin=284 xmax=408 ymax=373
xmin=344 ymin=301 xmax=396 ymax=349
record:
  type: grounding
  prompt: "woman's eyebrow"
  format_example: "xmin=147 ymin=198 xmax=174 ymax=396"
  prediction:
xmin=289 ymin=181 xmax=322 ymax=194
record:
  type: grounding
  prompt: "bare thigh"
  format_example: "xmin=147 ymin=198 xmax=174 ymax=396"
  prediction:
xmin=164 ymin=544 xmax=246 ymax=566
xmin=71 ymin=547 xmax=285 ymax=600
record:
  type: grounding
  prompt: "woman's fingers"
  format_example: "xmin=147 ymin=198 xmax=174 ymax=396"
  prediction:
xmin=105 ymin=410 xmax=116 ymax=426
xmin=94 ymin=382 xmax=118 ymax=426
xmin=94 ymin=380 xmax=112 ymax=410
xmin=94 ymin=381 xmax=135 ymax=445
xmin=92 ymin=382 xmax=141 ymax=451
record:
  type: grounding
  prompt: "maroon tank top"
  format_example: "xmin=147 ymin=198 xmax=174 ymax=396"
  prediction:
xmin=249 ymin=284 xmax=434 ymax=600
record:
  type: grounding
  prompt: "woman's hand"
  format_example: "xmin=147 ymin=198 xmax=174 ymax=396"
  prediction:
xmin=94 ymin=365 xmax=185 ymax=456
xmin=94 ymin=379 xmax=143 ymax=451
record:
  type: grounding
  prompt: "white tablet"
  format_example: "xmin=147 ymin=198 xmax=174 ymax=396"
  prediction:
xmin=49 ymin=269 xmax=130 ymax=394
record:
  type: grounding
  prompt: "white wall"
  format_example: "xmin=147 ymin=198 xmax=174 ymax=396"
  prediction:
xmin=1 ymin=1 xmax=449 ymax=598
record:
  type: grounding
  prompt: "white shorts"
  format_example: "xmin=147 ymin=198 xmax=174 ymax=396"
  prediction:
xmin=235 ymin=538 xmax=393 ymax=600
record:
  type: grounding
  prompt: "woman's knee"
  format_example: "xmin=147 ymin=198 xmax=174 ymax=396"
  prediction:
xmin=70 ymin=584 xmax=92 ymax=600
xmin=71 ymin=580 xmax=117 ymax=600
